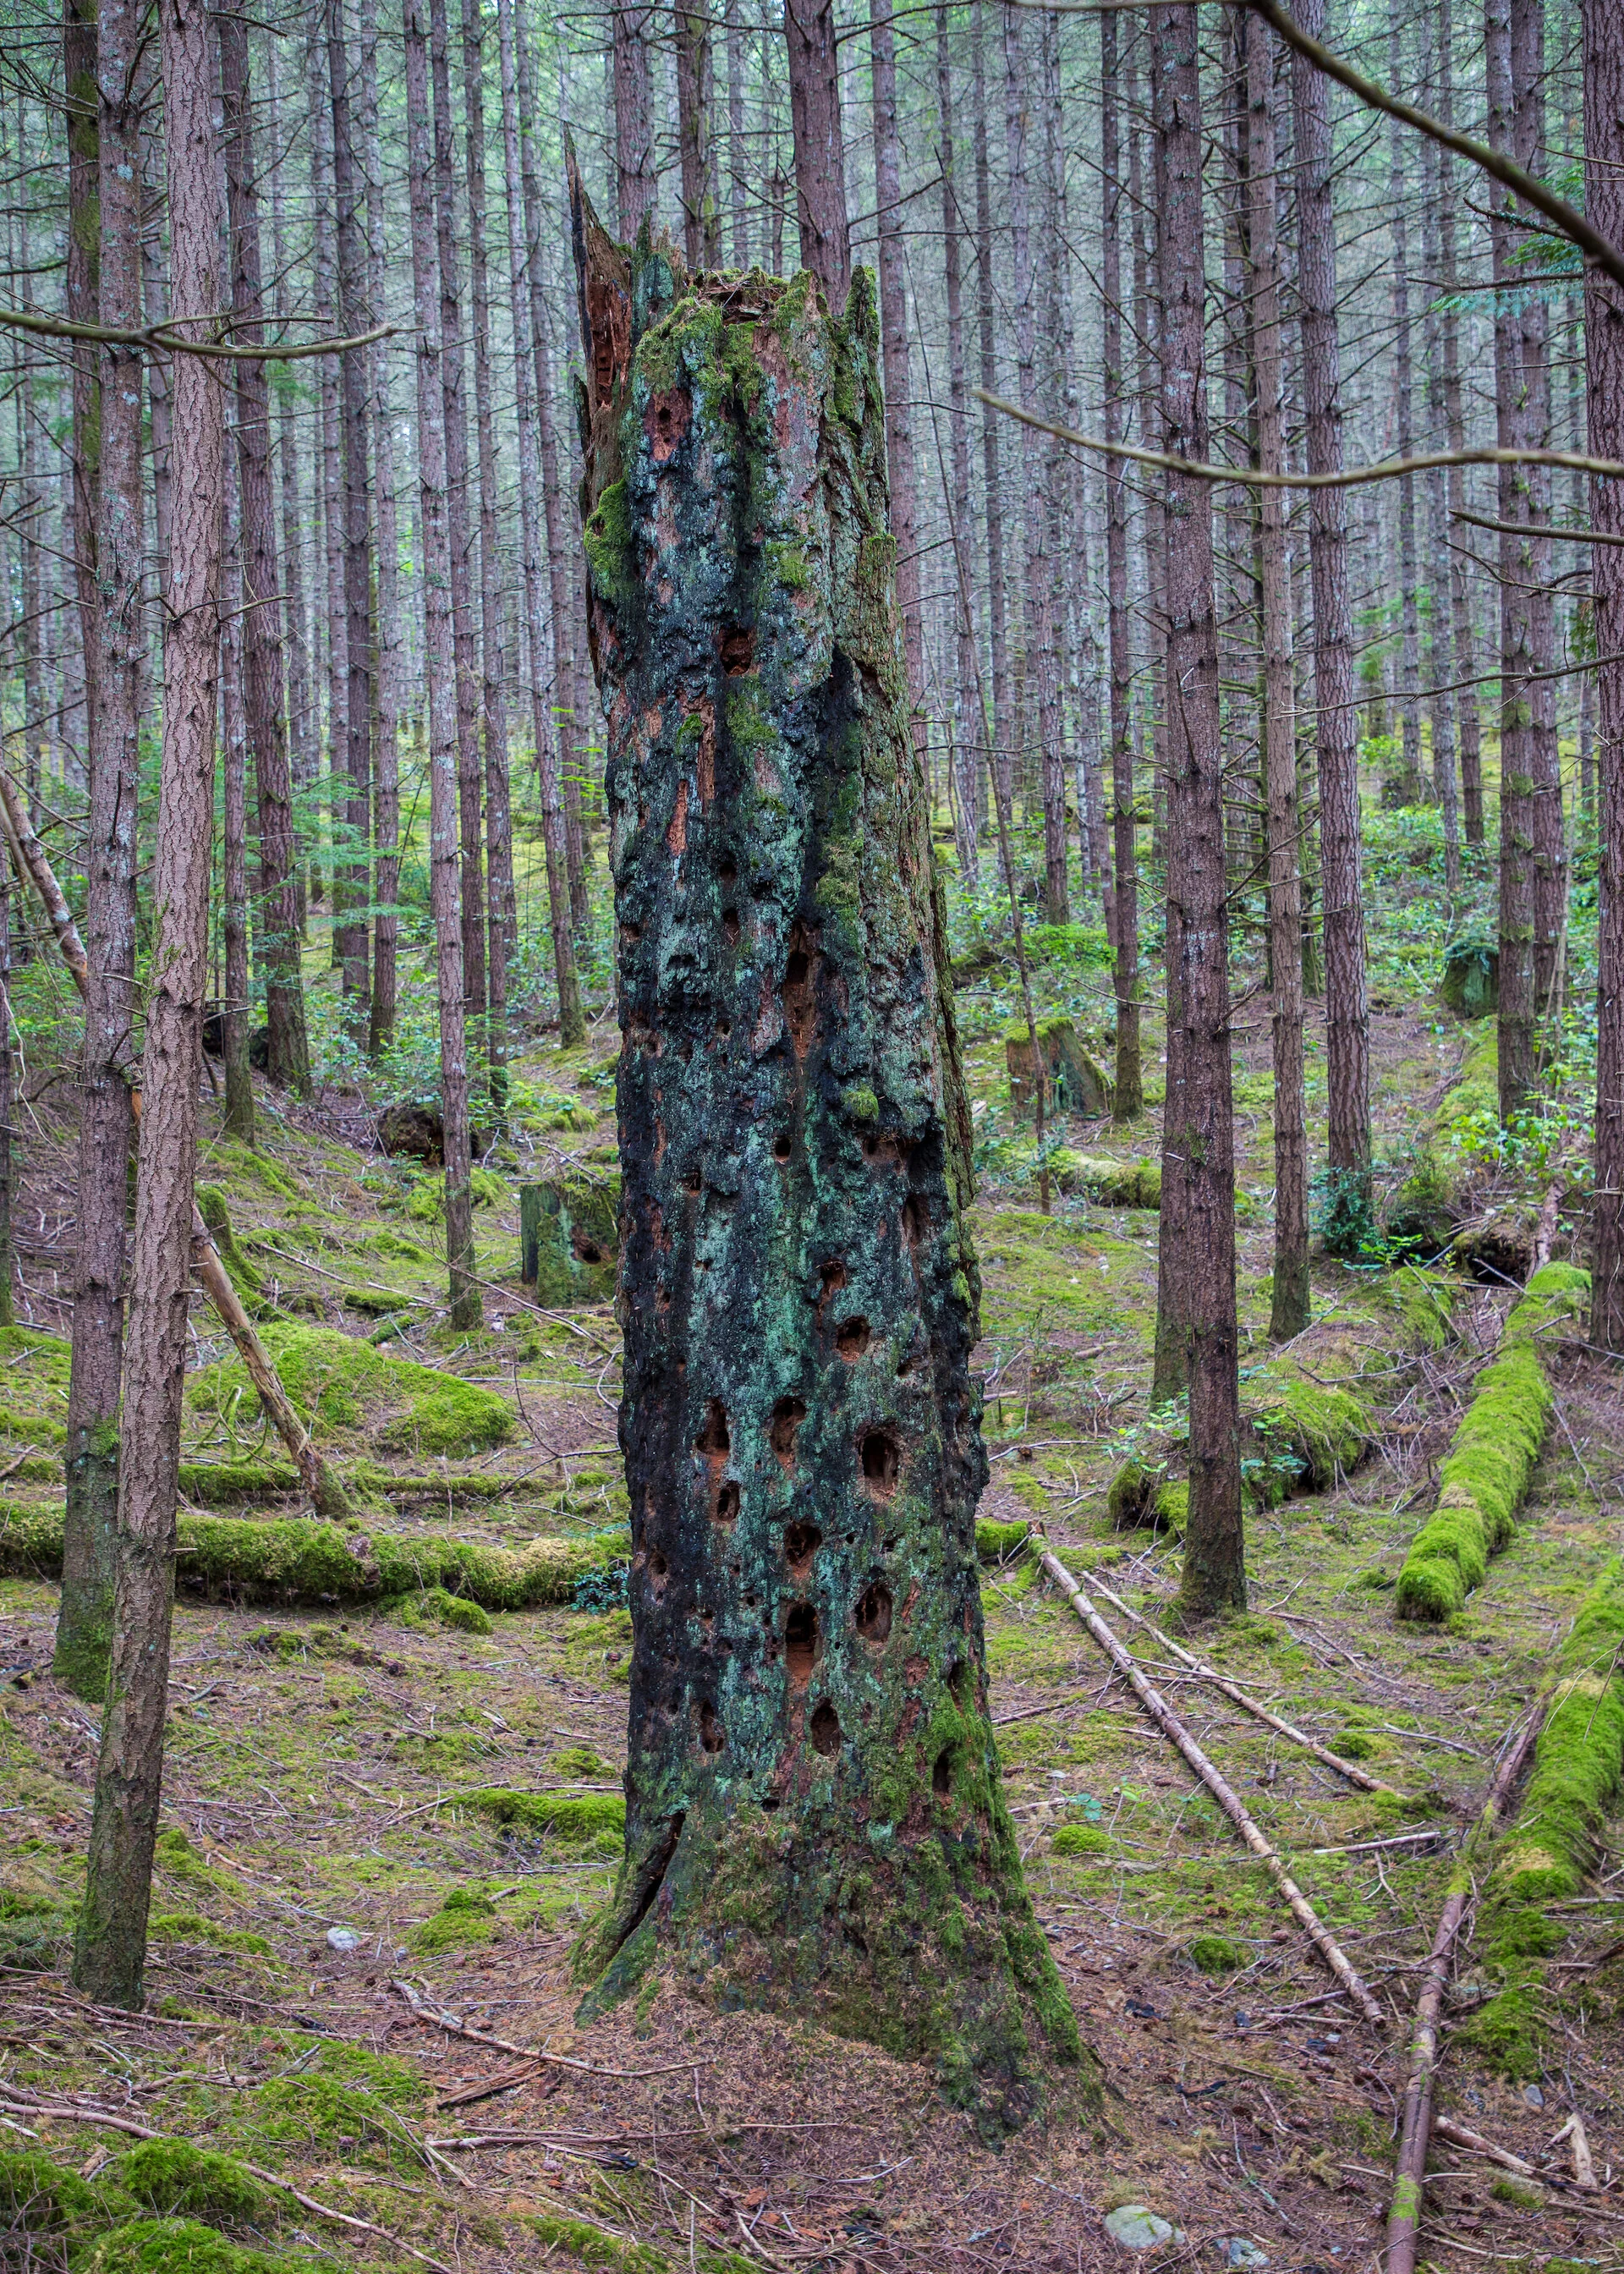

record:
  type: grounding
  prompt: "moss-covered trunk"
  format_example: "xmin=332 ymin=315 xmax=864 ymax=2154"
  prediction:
xmin=568 ymin=177 xmax=1076 ymax=2126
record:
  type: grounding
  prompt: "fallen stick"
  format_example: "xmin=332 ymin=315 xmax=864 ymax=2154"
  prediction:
xmin=391 ymin=1978 xmax=715 ymax=2079
xmin=1036 ymin=1546 xmax=1385 ymax=2026
xmin=0 ymin=2087 xmax=453 ymax=2274
xmin=0 ymin=769 xmax=348 ymax=1517
xmin=1073 ymin=1565 xmax=1408 ymax=1797
xmin=1550 ymin=2108 xmax=1598 ymax=2190
xmin=1432 ymin=2116 xmax=1536 ymax=2178
xmin=1385 ymin=1709 xmax=1547 ymax=2274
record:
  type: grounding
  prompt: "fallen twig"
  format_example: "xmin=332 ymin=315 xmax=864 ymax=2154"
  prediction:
xmin=1072 ymin=1566 xmax=1409 ymax=1797
xmin=1036 ymin=1546 xmax=1385 ymax=2026
xmin=1431 ymin=2117 xmax=1534 ymax=2178
xmin=391 ymin=1978 xmax=714 ymax=2079
xmin=1385 ymin=1709 xmax=1547 ymax=2274
xmin=1550 ymin=2108 xmax=1599 ymax=2190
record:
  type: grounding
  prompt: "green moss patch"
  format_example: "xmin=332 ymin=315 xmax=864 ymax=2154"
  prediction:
xmin=468 ymin=1787 xmax=626 ymax=1845
xmin=412 ymin=1884 xmax=499 ymax=1953
xmin=1051 ymin=1824 xmax=1111 ymax=1857
xmin=187 ymin=1323 xmax=513 ymax=1457
xmin=974 ymin=1517 xmax=1032 ymax=1563
xmin=1397 ymin=1266 xmax=1585 ymax=1620
xmin=80 ymin=2219 xmax=323 ymax=2274
xmin=1186 ymin=1932 xmax=1246 ymax=1975
xmin=112 ymin=2143 xmax=273 ymax=2226
xmin=1051 ymin=1151 xmax=1160 ymax=1209
xmin=148 ymin=1912 xmax=273 ymax=1958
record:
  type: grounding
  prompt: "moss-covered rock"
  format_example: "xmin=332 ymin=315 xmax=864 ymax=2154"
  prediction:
xmin=519 ymin=1171 xmax=620 ymax=1305
xmin=187 ymin=1322 xmax=513 ymax=1456
xmin=1051 ymin=1152 xmax=1160 ymax=1209
xmin=1005 ymin=1019 xmax=1111 ymax=1119
xmin=1396 ymin=1266 xmax=1587 ymax=1620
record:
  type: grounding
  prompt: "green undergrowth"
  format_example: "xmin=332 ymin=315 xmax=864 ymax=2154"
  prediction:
xmin=188 ymin=1323 xmax=513 ymax=1457
xmin=0 ymin=1503 xmax=621 ymax=1609
xmin=0 ymin=2140 xmax=335 ymax=2274
xmin=1396 ymin=1264 xmax=1588 ymax=1621
xmin=1467 ymin=1558 xmax=1624 ymax=2077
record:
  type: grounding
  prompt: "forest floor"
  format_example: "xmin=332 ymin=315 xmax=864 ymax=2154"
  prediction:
xmin=2 ymin=846 xmax=1621 ymax=2274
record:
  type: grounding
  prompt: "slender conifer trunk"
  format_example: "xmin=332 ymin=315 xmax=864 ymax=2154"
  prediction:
xmin=1101 ymin=9 xmax=1140 ymax=1123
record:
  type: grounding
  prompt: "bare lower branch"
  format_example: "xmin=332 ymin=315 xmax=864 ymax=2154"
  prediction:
xmin=1453 ymin=507 xmax=1624 ymax=547
xmin=0 ymin=303 xmax=403 ymax=362
xmin=975 ymin=388 xmax=1624 ymax=490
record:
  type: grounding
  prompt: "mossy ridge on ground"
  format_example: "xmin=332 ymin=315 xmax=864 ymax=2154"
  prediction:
xmin=1396 ymin=1264 xmax=1588 ymax=1621
xmin=187 ymin=1322 xmax=513 ymax=1458
xmin=1466 ymin=1558 xmax=1624 ymax=2077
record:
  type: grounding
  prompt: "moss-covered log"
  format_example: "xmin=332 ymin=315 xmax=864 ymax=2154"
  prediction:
xmin=1396 ymin=1263 xmax=1588 ymax=1621
xmin=568 ymin=179 xmax=1077 ymax=2124
xmin=0 ymin=1503 xmax=612 ymax=1609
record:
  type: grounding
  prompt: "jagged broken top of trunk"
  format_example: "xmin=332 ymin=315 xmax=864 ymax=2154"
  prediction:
xmin=567 ymin=158 xmax=1082 ymax=2129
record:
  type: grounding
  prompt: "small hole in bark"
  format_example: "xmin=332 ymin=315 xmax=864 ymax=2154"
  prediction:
xmin=781 ymin=945 xmax=816 ymax=1053
xmin=949 ymin=1658 xmax=974 ymax=1710
xmin=783 ymin=1519 xmax=821 ymax=1565
xmin=771 ymin=1396 xmax=807 ymax=1468
xmin=785 ymin=1601 xmax=817 ymax=1686
xmin=772 ymin=1131 xmax=792 ymax=1162
xmin=573 ymin=1233 xmax=605 ymax=1264
xmin=809 ymin=1701 xmax=841 ymax=1755
xmin=717 ymin=858 xmax=738 ymax=887
xmin=714 ymin=1479 xmax=740 ymax=1524
xmin=761 ymin=1793 xmax=781 ymax=1811
xmin=933 ymin=1746 xmax=953 ymax=1797
xmin=854 ymin=1581 xmax=892 ymax=1642
xmin=719 ymin=623 xmax=755 ymax=674
xmin=699 ymin=1700 xmax=725 ymax=1753
xmin=722 ymin=907 xmax=741 ymax=945
xmin=695 ymin=1399 xmax=730 ymax=1455
xmin=683 ymin=1168 xmax=701 ymax=1195
xmin=648 ymin=1547 xmax=668 ymax=1599
xmin=859 ymin=1428 xmax=902 ymax=1496
xmin=903 ymin=1193 xmax=929 ymax=1245
xmin=835 ymin=1316 xmax=870 ymax=1360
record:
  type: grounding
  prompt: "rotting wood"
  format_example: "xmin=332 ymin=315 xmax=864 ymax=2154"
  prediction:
xmin=1036 ymin=1545 xmax=1385 ymax=2026
xmin=0 ymin=766 xmax=348 ymax=1518
xmin=1384 ymin=1707 xmax=1547 ymax=2274
xmin=1076 ymin=1562 xmax=1409 ymax=1797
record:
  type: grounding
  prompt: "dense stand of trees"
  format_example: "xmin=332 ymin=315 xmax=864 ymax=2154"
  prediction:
xmin=0 ymin=0 xmax=1614 ymax=2004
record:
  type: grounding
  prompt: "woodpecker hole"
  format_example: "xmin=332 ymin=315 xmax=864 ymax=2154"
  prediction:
xmin=835 ymin=1316 xmax=870 ymax=1360
xmin=809 ymin=1701 xmax=841 ymax=1756
xmin=859 ymin=1427 xmax=902 ymax=1496
xmin=785 ymin=1602 xmax=818 ymax=1688
xmin=854 ymin=1580 xmax=893 ymax=1642
xmin=771 ymin=1396 xmax=807 ymax=1469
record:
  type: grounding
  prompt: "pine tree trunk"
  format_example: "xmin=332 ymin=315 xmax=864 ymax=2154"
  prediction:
xmin=56 ymin=0 xmax=140 ymax=1705
xmin=1512 ymin=0 xmax=1566 ymax=1030
xmin=1418 ymin=3 xmax=1461 ymax=898
xmin=935 ymin=8 xmax=980 ymax=887
xmin=613 ymin=0 xmax=656 ymax=241
xmin=1486 ymin=0 xmax=1539 ymax=1120
xmin=428 ymin=0 xmax=486 ymax=1072
xmin=1101 ymin=9 xmax=1141 ymax=1123
xmin=726 ymin=0 xmax=748 ymax=268
xmin=461 ymin=0 xmax=513 ymax=1107
xmin=331 ymin=0 xmax=374 ymax=1039
xmin=220 ymin=475 xmax=255 ymax=1141
xmin=363 ymin=0 xmax=402 ymax=1060
xmin=1290 ymin=0 xmax=1369 ymax=1211
xmin=405 ymin=0 xmax=480 ymax=1332
xmin=677 ymin=4 xmax=719 ymax=267
xmin=783 ymin=0 xmax=850 ymax=311
xmin=64 ymin=0 xmax=100 ymax=741
xmin=310 ymin=42 xmax=345 ymax=924
xmin=1243 ymin=14 xmax=1307 ymax=1343
xmin=972 ymin=1 xmax=1012 ymax=850
xmin=568 ymin=183 xmax=1078 ymax=2123
xmin=221 ymin=4 xmax=309 ymax=1096
xmin=1585 ymin=0 xmax=1624 ymax=1350
xmin=497 ymin=0 xmax=583 ymax=1045
xmin=267 ymin=43 xmax=314 ymax=937
xmin=74 ymin=0 xmax=226 ymax=2008
xmin=870 ymin=0 xmax=924 ymax=766
xmin=1386 ymin=0 xmax=1423 ymax=811
xmin=1154 ymin=3 xmax=1243 ymax=1618
xmin=0 ymin=863 xmax=13 ymax=1327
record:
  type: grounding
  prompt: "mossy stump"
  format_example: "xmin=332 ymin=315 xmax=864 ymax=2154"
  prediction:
xmin=1004 ymin=1017 xmax=1111 ymax=1119
xmin=519 ymin=1173 xmax=620 ymax=1305
xmin=569 ymin=179 xmax=1078 ymax=2125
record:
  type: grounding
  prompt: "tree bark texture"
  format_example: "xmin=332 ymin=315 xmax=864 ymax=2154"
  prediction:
xmin=870 ymin=0 xmax=924 ymax=763
xmin=267 ymin=43 xmax=315 ymax=935
xmin=331 ymin=0 xmax=374 ymax=1037
xmin=220 ymin=3 xmax=309 ymax=1096
xmin=1587 ymin=0 xmax=1624 ymax=1350
xmin=783 ymin=0 xmax=851 ymax=315
xmin=363 ymin=0 xmax=402 ymax=1060
xmin=1154 ymin=4 xmax=1244 ymax=1619
xmin=613 ymin=0 xmax=657 ymax=243
xmin=972 ymin=1 xmax=1012 ymax=847
xmin=1486 ymin=0 xmax=1539 ymax=1120
xmin=498 ymin=0 xmax=583 ymax=1047
xmin=64 ymin=0 xmax=100 ymax=743
xmin=429 ymin=0 xmax=486 ymax=1066
xmin=935 ymin=9 xmax=980 ymax=887
xmin=677 ymin=5 xmax=719 ymax=268
xmin=568 ymin=190 xmax=1078 ymax=2121
xmin=56 ymin=0 xmax=141 ymax=1705
xmin=221 ymin=474 xmax=254 ymax=1142
xmin=1386 ymin=0 xmax=1423 ymax=811
xmin=405 ymin=0 xmax=479 ymax=1332
xmin=310 ymin=40 xmax=345 ymax=923
xmin=1100 ymin=8 xmax=1140 ymax=1123
xmin=1243 ymin=14 xmax=1307 ymax=1345
xmin=1290 ymin=0 xmax=1369 ymax=1202
xmin=75 ymin=0 xmax=225 ymax=2009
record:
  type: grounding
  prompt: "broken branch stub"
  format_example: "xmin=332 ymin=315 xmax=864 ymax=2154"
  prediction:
xmin=568 ymin=164 xmax=1078 ymax=2126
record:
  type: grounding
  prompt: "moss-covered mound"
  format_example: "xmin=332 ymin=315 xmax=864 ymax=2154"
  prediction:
xmin=0 ymin=2142 xmax=329 ymax=2274
xmin=0 ymin=1503 xmax=617 ymax=1610
xmin=1466 ymin=1559 xmax=1624 ymax=2076
xmin=1387 ymin=1029 xmax=1499 ymax=1250
xmin=1051 ymin=1152 xmax=1160 ymax=1209
xmin=467 ymin=1786 xmax=627 ymax=1843
xmin=187 ymin=1322 xmax=513 ymax=1456
xmin=1396 ymin=1265 xmax=1587 ymax=1621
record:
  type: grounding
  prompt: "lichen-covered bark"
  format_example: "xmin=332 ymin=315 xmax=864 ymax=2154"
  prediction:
xmin=569 ymin=186 xmax=1078 ymax=2127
